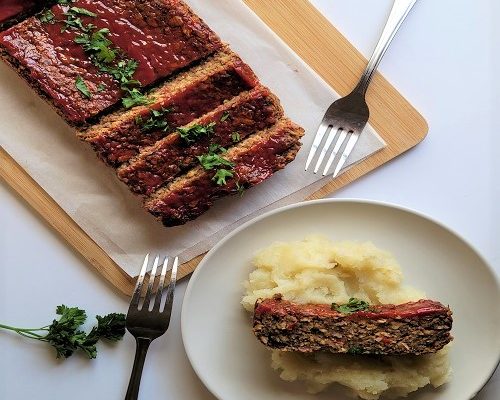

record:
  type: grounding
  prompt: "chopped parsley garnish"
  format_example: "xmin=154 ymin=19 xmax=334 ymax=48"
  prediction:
xmin=347 ymin=346 xmax=364 ymax=355
xmin=122 ymin=88 xmax=151 ymax=108
xmin=96 ymin=59 xmax=138 ymax=84
xmin=69 ymin=7 xmax=97 ymax=17
xmin=62 ymin=7 xmax=96 ymax=32
xmin=71 ymin=22 xmax=149 ymax=108
xmin=135 ymin=108 xmax=171 ymax=132
xmin=332 ymin=298 xmax=370 ymax=314
xmin=178 ymin=122 xmax=216 ymax=143
xmin=231 ymin=132 xmax=240 ymax=142
xmin=197 ymin=152 xmax=234 ymax=170
xmin=213 ymin=168 xmax=234 ymax=185
xmin=75 ymin=28 xmax=116 ymax=63
xmin=0 ymin=305 xmax=125 ymax=359
xmin=75 ymin=76 xmax=91 ymax=99
xmin=39 ymin=10 xmax=55 ymax=24
xmin=220 ymin=111 xmax=230 ymax=122
xmin=236 ymin=181 xmax=245 ymax=196
xmin=196 ymin=144 xmax=238 ymax=186
xmin=97 ymin=83 xmax=107 ymax=92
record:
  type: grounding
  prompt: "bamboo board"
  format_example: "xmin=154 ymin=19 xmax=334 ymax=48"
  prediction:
xmin=0 ymin=0 xmax=428 ymax=296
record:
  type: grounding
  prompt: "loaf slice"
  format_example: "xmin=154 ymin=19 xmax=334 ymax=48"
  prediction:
xmin=253 ymin=295 xmax=453 ymax=355
xmin=0 ymin=0 xmax=222 ymax=124
xmin=144 ymin=119 xmax=304 ymax=226
xmin=117 ymin=85 xmax=284 ymax=196
xmin=80 ymin=49 xmax=258 ymax=167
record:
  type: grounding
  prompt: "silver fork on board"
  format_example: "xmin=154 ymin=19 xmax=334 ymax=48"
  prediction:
xmin=305 ymin=0 xmax=418 ymax=177
xmin=124 ymin=254 xmax=179 ymax=400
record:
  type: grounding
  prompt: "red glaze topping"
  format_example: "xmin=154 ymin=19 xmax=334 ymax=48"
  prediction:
xmin=118 ymin=87 xmax=281 ymax=195
xmin=0 ymin=0 xmax=37 ymax=24
xmin=254 ymin=297 xmax=451 ymax=320
xmin=0 ymin=0 xmax=221 ymax=123
xmin=89 ymin=62 xmax=256 ymax=166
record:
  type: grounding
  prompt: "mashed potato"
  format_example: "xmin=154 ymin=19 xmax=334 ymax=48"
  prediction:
xmin=242 ymin=235 xmax=451 ymax=399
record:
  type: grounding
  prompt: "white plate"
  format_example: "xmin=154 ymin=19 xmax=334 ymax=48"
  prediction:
xmin=181 ymin=199 xmax=500 ymax=400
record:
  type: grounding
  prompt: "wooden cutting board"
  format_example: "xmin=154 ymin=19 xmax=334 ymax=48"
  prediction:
xmin=0 ymin=0 xmax=427 ymax=296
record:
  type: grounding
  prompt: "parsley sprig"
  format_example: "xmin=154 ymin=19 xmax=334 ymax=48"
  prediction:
xmin=62 ymin=7 xmax=96 ymax=32
xmin=177 ymin=122 xmax=216 ymax=144
xmin=332 ymin=298 xmax=371 ymax=314
xmin=39 ymin=10 xmax=55 ymax=24
xmin=135 ymin=107 xmax=172 ymax=132
xmin=0 ymin=305 xmax=125 ymax=359
xmin=75 ymin=28 xmax=116 ymax=63
xmin=197 ymin=144 xmax=235 ymax=186
xmin=75 ymin=75 xmax=91 ymax=98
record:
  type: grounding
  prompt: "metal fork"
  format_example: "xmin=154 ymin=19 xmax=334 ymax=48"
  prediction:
xmin=305 ymin=0 xmax=417 ymax=177
xmin=124 ymin=254 xmax=179 ymax=400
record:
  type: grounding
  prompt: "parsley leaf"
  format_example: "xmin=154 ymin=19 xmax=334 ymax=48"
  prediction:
xmin=75 ymin=28 xmax=116 ymax=63
xmin=69 ymin=7 xmax=97 ymax=17
xmin=208 ymin=143 xmax=226 ymax=153
xmin=75 ymin=76 xmax=92 ymax=99
xmin=196 ymin=143 xmax=238 ymax=186
xmin=62 ymin=7 xmax=96 ymax=32
xmin=197 ymin=153 xmax=234 ymax=170
xmin=213 ymin=168 xmax=234 ymax=185
xmin=220 ymin=111 xmax=230 ymax=122
xmin=62 ymin=14 xmax=84 ymax=31
xmin=347 ymin=346 xmax=364 ymax=355
xmin=136 ymin=108 xmax=172 ymax=132
xmin=87 ymin=313 xmax=126 ymax=342
xmin=177 ymin=122 xmax=216 ymax=143
xmin=0 ymin=305 xmax=126 ymax=360
xmin=122 ymin=88 xmax=151 ymax=108
xmin=39 ymin=10 xmax=55 ymax=24
xmin=231 ymin=132 xmax=240 ymax=142
xmin=236 ymin=181 xmax=245 ymax=196
xmin=331 ymin=298 xmax=370 ymax=314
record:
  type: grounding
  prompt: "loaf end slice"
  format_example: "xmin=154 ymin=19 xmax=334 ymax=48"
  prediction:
xmin=0 ymin=0 xmax=222 ymax=125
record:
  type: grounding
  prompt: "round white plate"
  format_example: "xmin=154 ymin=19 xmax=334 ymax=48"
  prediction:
xmin=181 ymin=199 xmax=500 ymax=400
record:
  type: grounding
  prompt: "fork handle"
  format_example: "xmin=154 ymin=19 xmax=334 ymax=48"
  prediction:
xmin=125 ymin=337 xmax=151 ymax=400
xmin=353 ymin=0 xmax=417 ymax=96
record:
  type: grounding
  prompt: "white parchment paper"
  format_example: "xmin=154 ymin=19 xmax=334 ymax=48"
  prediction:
xmin=0 ymin=0 xmax=385 ymax=276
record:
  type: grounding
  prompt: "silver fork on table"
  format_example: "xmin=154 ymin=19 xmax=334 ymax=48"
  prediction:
xmin=124 ymin=254 xmax=179 ymax=400
xmin=305 ymin=0 xmax=418 ymax=177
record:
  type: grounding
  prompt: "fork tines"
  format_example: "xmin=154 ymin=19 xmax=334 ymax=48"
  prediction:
xmin=305 ymin=125 xmax=361 ymax=177
xmin=129 ymin=254 xmax=179 ymax=313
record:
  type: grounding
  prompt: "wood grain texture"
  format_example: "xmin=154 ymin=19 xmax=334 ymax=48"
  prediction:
xmin=0 ymin=0 xmax=427 ymax=296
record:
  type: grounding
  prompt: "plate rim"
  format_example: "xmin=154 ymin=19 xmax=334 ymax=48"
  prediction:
xmin=181 ymin=197 xmax=500 ymax=400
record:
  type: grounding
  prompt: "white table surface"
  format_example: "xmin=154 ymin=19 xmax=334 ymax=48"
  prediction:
xmin=0 ymin=0 xmax=498 ymax=399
